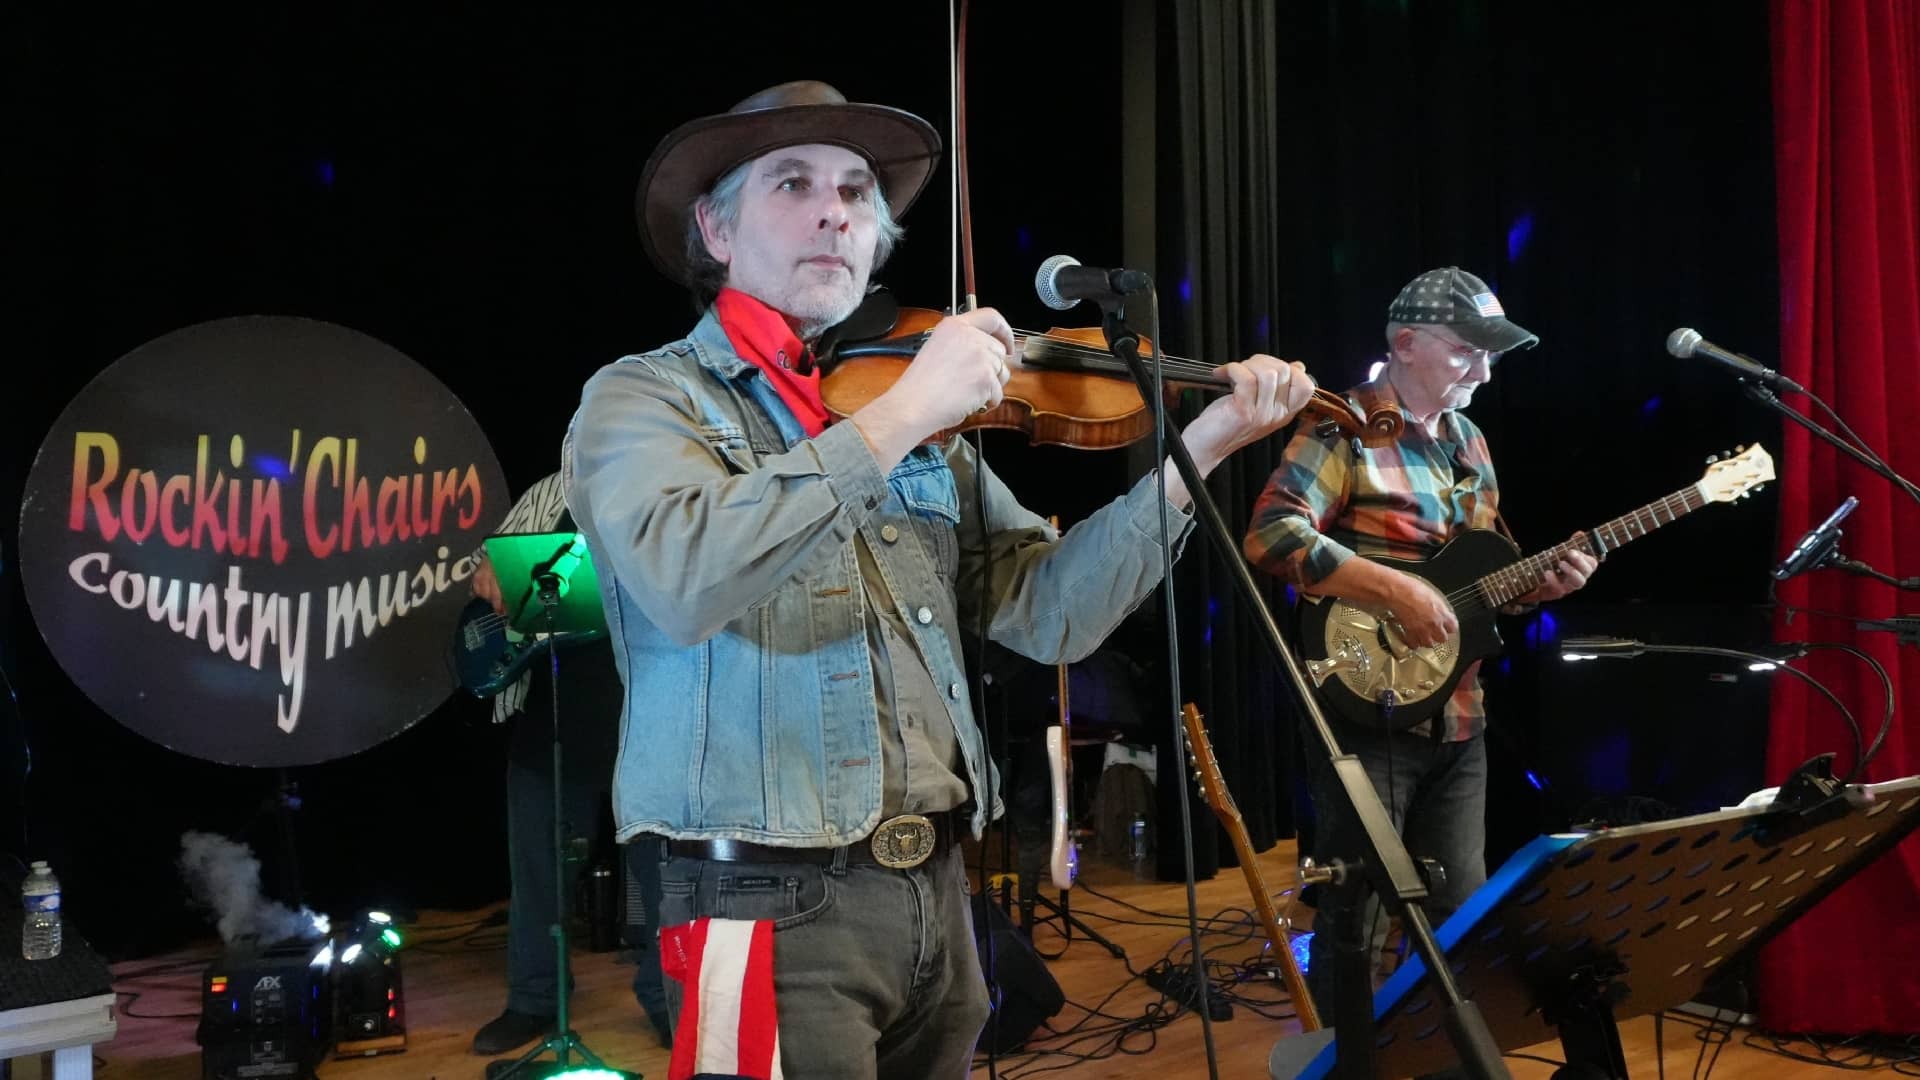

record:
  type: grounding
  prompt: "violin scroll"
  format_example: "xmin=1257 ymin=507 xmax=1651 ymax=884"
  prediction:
xmin=1301 ymin=390 xmax=1402 ymax=447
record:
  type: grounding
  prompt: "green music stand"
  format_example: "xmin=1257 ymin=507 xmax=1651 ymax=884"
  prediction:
xmin=482 ymin=531 xmax=606 ymax=639
xmin=479 ymin=531 xmax=635 ymax=1080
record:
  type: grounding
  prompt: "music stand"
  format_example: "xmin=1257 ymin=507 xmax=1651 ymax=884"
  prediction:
xmin=1270 ymin=774 xmax=1920 ymax=1079
xmin=480 ymin=531 xmax=635 ymax=1080
xmin=485 ymin=531 xmax=605 ymax=649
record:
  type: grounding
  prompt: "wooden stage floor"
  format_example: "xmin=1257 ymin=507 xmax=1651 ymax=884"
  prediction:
xmin=94 ymin=837 xmax=1885 ymax=1079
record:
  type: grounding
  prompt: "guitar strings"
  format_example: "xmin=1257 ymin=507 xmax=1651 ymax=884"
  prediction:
xmin=465 ymin=612 xmax=511 ymax=634
xmin=1436 ymin=488 xmax=1704 ymax=611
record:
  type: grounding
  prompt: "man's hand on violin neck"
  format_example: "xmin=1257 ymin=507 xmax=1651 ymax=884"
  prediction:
xmin=1156 ymin=354 xmax=1314 ymax=512
xmin=1181 ymin=355 xmax=1316 ymax=472
xmin=850 ymin=307 xmax=1016 ymax=469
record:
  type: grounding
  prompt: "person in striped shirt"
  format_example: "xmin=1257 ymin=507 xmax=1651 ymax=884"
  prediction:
xmin=1243 ymin=267 xmax=1598 ymax=1036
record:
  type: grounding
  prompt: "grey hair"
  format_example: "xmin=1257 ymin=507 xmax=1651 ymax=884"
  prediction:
xmin=1385 ymin=320 xmax=1412 ymax=352
xmin=683 ymin=155 xmax=907 ymax=311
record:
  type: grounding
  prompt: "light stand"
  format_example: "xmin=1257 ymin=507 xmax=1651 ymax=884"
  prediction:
xmin=1096 ymin=292 xmax=1512 ymax=1080
xmin=480 ymin=532 xmax=637 ymax=1080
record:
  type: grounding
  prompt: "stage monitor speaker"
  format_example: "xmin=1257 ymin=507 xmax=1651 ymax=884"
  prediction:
xmin=972 ymin=893 xmax=1064 ymax=1053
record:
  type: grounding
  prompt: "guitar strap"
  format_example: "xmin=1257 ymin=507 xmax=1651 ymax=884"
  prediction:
xmin=1492 ymin=511 xmax=1518 ymax=544
xmin=1442 ymin=418 xmax=1533 ymax=591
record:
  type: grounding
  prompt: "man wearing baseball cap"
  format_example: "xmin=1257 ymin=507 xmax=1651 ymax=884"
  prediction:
xmin=1243 ymin=267 xmax=1599 ymax=1049
xmin=562 ymin=80 xmax=1316 ymax=1078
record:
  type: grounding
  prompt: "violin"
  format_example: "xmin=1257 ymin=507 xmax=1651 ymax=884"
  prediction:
xmin=818 ymin=302 xmax=1403 ymax=451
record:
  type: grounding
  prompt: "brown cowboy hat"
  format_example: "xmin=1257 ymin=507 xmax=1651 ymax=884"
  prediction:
xmin=635 ymin=80 xmax=943 ymax=285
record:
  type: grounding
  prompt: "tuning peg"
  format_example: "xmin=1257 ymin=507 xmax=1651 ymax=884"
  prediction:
xmin=1298 ymin=856 xmax=1348 ymax=889
xmin=1705 ymin=453 xmax=1721 ymax=464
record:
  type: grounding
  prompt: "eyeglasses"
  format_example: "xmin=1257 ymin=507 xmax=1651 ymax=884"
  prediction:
xmin=1413 ymin=326 xmax=1499 ymax=367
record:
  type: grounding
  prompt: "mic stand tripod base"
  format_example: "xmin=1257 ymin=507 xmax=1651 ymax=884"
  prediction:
xmin=486 ymin=1038 xmax=639 ymax=1080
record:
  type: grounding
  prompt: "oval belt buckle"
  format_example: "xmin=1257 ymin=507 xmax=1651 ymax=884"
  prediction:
xmin=871 ymin=813 xmax=937 ymax=869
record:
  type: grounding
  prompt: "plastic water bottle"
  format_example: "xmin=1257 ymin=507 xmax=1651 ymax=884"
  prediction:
xmin=1129 ymin=814 xmax=1149 ymax=863
xmin=22 ymin=861 xmax=62 ymax=960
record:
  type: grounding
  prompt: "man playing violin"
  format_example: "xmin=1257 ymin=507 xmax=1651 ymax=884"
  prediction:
xmin=562 ymin=79 xmax=1314 ymax=1079
xmin=1243 ymin=267 xmax=1598 ymax=1049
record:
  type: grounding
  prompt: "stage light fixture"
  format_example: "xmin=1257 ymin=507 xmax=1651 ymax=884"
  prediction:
xmin=333 ymin=909 xmax=407 ymax=1059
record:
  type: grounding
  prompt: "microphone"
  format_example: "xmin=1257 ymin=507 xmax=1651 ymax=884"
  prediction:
xmin=1034 ymin=255 xmax=1153 ymax=311
xmin=1773 ymin=495 xmax=1859 ymax=581
xmin=1666 ymin=328 xmax=1805 ymax=394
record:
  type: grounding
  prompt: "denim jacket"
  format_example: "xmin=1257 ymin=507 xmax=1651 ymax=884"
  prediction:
xmin=563 ymin=309 xmax=1194 ymax=847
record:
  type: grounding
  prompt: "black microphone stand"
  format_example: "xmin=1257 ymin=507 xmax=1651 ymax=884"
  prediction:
xmin=1096 ymin=294 xmax=1512 ymax=1080
xmin=1822 ymin=550 xmax=1920 ymax=593
xmin=491 ymin=557 xmax=633 ymax=1080
xmin=1858 ymin=616 xmax=1920 ymax=648
xmin=1745 ymin=381 xmax=1920 ymax=649
xmin=1822 ymin=554 xmax=1920 ymax=652
xmin=1740 ymin=383 xmax=1920 ymax=501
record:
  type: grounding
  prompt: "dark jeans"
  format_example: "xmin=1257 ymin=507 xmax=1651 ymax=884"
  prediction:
xmin=1303 ymin=725 xmax=1488 ymax=1034
xmin=623 ymin=834 xmax=670 ymax=1026
xmin=655 ymin=842 xmax=989 ymax=1080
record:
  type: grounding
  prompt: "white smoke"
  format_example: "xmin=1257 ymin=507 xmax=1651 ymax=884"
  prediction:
xmin=178 ymin=831 xmax=330 ymax=946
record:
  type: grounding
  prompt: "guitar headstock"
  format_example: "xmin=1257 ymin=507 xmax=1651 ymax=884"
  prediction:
xmin=1698 ymin=443 xmax=1775 ymax=503
xmin=1181 ymin=703 xmax=1237 ymax=819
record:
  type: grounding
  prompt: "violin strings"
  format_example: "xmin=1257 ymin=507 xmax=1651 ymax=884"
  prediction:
xmin=1010 ymin=329 xmax=1221 ymax=380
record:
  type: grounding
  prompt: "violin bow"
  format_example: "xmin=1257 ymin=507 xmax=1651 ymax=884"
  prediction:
xmin=950 ymin=0 xmax=977 ymax=316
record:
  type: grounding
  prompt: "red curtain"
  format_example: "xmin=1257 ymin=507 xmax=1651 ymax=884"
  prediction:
xmin=1763 ymin=0 xmax=1920 ymax=1034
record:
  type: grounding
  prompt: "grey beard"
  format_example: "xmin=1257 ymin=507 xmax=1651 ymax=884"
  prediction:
xmin=791 ymin=314 xmax=840 ymax=341
xmin=787 ymin=294 xmax=863 ymax=343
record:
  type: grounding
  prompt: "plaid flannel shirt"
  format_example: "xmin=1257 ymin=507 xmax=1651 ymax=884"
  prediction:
xmin=1245 ymin=373 xmax=1502 ymax=741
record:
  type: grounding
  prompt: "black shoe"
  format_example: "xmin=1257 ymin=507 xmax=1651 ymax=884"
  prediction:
xmin=472 ymin=1008 xmax=552 ymax=1055
xmin=647 ymin=1010 xmax=674 ymax=1049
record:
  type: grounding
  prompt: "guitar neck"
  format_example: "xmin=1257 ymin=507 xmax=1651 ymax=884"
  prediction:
xmin=1181 ymin=706 xmax=1322 ymax=1031
xmin=1478 ymin=481 xmax=1709 ymax=608
xmin=1215 ymin=797 xmax=1323 ymax=1031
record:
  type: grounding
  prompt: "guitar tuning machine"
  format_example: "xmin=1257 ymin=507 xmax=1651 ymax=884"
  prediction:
xmin=1298 ymin=856 xmax=1350 ymax=889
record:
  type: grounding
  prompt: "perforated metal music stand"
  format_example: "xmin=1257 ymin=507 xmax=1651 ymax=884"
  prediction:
xmin=1270 ymin=775 xmax=1920 ymax=1079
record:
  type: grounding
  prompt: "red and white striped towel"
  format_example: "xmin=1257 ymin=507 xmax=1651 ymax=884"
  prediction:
xmin=660 ymin=917 xmax=783 ymax=1080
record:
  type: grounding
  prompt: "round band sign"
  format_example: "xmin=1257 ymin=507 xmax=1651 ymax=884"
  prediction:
xmin=17 ymin=317 xmax=510 ymax=767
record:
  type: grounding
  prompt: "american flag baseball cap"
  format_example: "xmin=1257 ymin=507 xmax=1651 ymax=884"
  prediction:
xmin=1387 ymin=267 xmax=1540 ymax=352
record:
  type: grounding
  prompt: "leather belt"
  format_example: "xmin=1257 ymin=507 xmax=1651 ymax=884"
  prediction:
xmin=667 ymin=811 xmax=962 ymax=870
